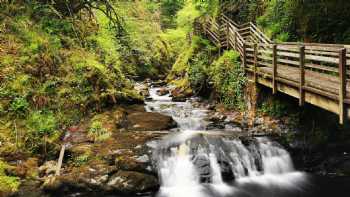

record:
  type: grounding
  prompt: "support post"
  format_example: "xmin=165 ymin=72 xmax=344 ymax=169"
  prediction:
xmin=272 ymin=44 xmax=277 ymax=94
xmin=254 ymin=44 xmax=258 ymax=83
xmin=339 ymin=48 xmax=346 ymax=124
xmin=299 ymin=45 xmax=305 ymax=106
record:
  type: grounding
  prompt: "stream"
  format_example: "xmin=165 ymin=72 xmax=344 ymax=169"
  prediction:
xmin=144 ymin=86 xmax=350 ymax=197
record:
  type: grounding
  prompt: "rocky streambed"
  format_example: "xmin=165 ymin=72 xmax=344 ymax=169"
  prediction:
xmin=8 ymin=81 xmax=350 ymax=197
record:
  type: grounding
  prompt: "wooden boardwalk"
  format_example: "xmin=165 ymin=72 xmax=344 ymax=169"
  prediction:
xmin=197 ymin=14 xmax=350 ymax=124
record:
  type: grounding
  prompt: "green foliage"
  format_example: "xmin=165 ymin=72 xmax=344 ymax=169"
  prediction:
xmin=25 ymin=111 xmax=59 ymax=153
xmin=0 ymin=160 xmax=20 ymax=194
xmin=210 ymin=50 xmax=246 ymax=109
xmin=71 ymin=155 xmax=90 ymax=167
xmin=88 ymin=120 xmax=111 ymax=142
xmin=193 ymin=0 xmax=220 ymax=17
xmin=26 ymin=111 xmax=57 ymax=136
xmin=0 ymin=1 xmax=151 ymax=157
xmin=257 ymin=0 xmax=297 ymax=41
xmin=217 ymin=0 xmax=350 ymax=43
xmin=160 ymin=0 xmax=185 ymax=28
xmin=176 ymin=0 xmax=201 ymax=32
xmin=259 ymin=98 xmax=290 ymax=118
xmin=187 ymin=37 xmax=216 ymax=92
xmin=9 ymin=97 xmax=29 ymax=115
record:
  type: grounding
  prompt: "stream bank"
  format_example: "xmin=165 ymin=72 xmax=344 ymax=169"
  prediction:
xmin=4 ymin=80 xmax=350 ymax=197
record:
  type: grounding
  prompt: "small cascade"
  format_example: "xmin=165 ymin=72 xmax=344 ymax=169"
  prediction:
xmin=145 ymin=85 xmax=307 ymax=197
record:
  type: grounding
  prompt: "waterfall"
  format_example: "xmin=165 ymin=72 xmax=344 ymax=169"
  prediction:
xmin=146 ymin=86 xmax=307 ymax=197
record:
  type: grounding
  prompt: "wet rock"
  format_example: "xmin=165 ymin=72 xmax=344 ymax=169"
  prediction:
xmin=170 ymin=88 xmax=192 ymax=102
xmin=151 ymin=80 xmax=166 ymax=87
xmin=136 ymin=155 xmax=150 ymax=163
xmin=205 ymin=104 xmax=216 ymax=110
xmin=107 ymin=170 xmax=158 ymax=193
xmin=206 ymin=122 xmax=225 ymax=130
xmin=224 ymin=124 xmax=243 ymax=132
xmin=171 ymin=96 xmax=187 ymax=102
xmin=115 ymin=156 xmax=152 ymax=173
xmin=134 ymin=83 xmax=150 ymax=98
xmin=126 ymin=112 xmax=177 ymax=131
xmin=218 ymin=159 xmax=234 ymax=181
xmin=209 ymin=112 xmax=227 ymax=122
xmin=193 ymin=154 xmax=211 ymax=183
xmin=254 ymin=117 xmax=264 ymax=125
xmin=156 ymin=88 xmax=169 ymax=96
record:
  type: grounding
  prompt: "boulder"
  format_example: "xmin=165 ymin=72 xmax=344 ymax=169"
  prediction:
xmin=115 ymin=155 xmax=152 ymax=173
xmin=156 ymin=88 xmax=169 ymax=96
xmin=134 ymin=83 xmax=150 ymax=98
xmin=126 ymin=112 xmax=177 ymax=131
xmin=209 ymin=112 xmax=227 ymax=122
xmin=170 ymin=87 xmax=192 ymax=102
xmin=107 ymin=170 xmax=158 ymax=193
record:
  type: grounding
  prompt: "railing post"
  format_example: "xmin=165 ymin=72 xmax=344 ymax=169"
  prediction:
xmin=226 ymin=22 xmax=230 ymax=49
xmin=299 ymin=45 xmax=305 ymax=106
xmin=272 ymin=44 xmax=277 ymax=94
xmin=234 ymin=30 xmax=237 ymax=50
xmin=339 ymin=48 xmax=346 ymax=124
xmin=243 ymin=42 xmax=247 ymax=72
xmin=254 ymin=43 xmax=258 ymax=82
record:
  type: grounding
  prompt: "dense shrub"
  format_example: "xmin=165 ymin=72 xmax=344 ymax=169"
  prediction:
xmin=210 ymin=51 xmax=246 ymax=109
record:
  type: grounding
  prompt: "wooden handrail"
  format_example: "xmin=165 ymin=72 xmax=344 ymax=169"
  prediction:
xmin=195 ymin=14 xmax=350 ymax=124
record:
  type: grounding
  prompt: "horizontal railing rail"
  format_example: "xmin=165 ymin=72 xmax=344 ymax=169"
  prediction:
xmin=196 ymin=14 xmax=349 ymax=124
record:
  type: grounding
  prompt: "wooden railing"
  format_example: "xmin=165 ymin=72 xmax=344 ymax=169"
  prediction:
xmin=197 ymin=14 xmax=350 ymax=124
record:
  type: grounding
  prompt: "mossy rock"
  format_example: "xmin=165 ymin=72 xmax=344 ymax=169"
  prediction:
xmin=125 ymin=112 xmax=177 ymax=131
xmin=107 ymin=170 xmax=158 ymax=193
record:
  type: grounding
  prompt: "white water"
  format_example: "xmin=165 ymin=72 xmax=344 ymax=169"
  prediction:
xmin=146 ymin=86 xmax=307 ymax=197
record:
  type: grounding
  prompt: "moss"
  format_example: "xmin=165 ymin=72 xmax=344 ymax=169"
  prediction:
xmin=209 ymin=50 xmax=246 ymax=109
xmin=0 ymin=160 xmax=20 ymax=194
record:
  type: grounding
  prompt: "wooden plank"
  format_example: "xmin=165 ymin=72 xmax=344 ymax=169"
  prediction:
xmin=258 ymin=55 xmax=273 ymax=61
xmin=258 ymin=61 xmax=272 ymax=67
xmin=278 ymin=58 xmax=299 ymax=67
xmin=260 ymin=49 xmax=273 ymax=55
xmin=339 ymin=48 xmax=346 ymax=124
xmin=278 ymin=51 xmax=300 ymax=58
xmin=283 ymin=42 xmax=347 ymax=51
xmin=306 ymin=50 xmax=338 ymax=57
xmin=299 ymin=46 xmax=306 ymax=106
xmin=273 ymin=44 xmax=277 ymax=94
xmin=305 ymin=64 xmax=338 ymax=73
xmin=277 ymin=45 xmax=300 ymax=53
xmin=305 ymin=54 xmax=339 ymax=64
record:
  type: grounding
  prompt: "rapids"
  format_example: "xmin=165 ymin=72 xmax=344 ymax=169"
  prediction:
xmin=145 ymin=86 xmax=308 ymax=197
